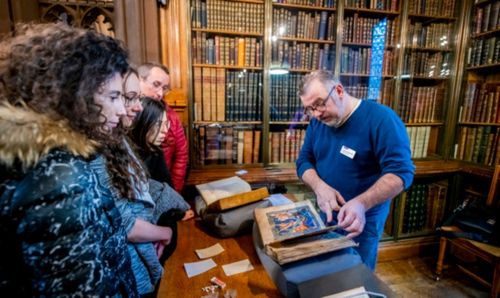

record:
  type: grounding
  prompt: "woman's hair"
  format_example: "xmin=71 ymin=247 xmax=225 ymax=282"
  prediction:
xmin=123 ymin=66 xmax=139 ymax=88
xmin=0 ymin=23 xmax=138 ymax=200
xmin=129 ymin=97 xmax=166 ymax=153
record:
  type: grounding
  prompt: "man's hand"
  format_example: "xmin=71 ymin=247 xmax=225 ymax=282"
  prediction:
xmin=315 ymin=182 xmax=346 ymax=222
xmin=337 ymin=199 xmax=366 ymax=238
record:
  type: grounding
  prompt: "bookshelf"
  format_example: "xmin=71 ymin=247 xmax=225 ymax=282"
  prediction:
xmin=454 ymin=0 xmax=500 ymax=167
xmin=186 ymin=0 xmax=500 ymax=244
xmin=269 ymin=1 xmax=337 ymax=165
xmin=398 ymin=0 xmax=461 ymax=161
xmin=188 ymin=0 xmax=468 ymax=169
xmin=190 ymin=0 xmax=265 ymax=166
xmin=340 ymin=0 xmax=399 ymax=106
xmin=395 ymin=178 xmax=449 ymax=239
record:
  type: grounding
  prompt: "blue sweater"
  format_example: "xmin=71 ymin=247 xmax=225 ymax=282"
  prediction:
xmin=296 ymin=100 xmax=415 ymax=213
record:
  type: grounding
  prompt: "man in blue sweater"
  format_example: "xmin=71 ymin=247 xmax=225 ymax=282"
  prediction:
xmin=296 ymin=70 xmax=415 ymax=270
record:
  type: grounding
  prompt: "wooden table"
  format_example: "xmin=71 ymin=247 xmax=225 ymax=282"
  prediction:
xmin=157 ymin=218 xmax=282 ymax=297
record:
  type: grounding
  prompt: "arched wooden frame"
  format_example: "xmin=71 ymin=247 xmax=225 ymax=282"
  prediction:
xmin=40 ymin=4 xmax=77 ymax=26
xmin=80 ymin=6 xmax=113 ymax=31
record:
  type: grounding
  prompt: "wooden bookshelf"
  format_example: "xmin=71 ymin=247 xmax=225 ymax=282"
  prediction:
xmin=191 ymin=28 xmax=264 ymax=36
xmin=184 ymin=0 xmax=500 ymax=252
xmin=192 ymin=64 xmax=263 ymax=70
xmin=272 ymin=2 xmax=336 ymax=12
xmin=344 ymin=7 xmax=400 ymax=16
xmin=454 ymin=0 xmax=500 ymax=167
xmin=277 ymin=36 xmax=335 ymax=44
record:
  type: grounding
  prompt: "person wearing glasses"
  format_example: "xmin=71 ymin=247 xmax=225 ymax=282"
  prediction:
xmin=121 ymin=68 xmax=144 ymax=127
xmin=296 ymin=70 xmax=415 ymax=270
xmin=138 ymin=63 xmax=189 ymax=194
xmin=106 ymin=70 xmax=182 ymax=296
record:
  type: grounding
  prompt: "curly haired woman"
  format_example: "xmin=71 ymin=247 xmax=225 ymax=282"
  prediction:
xmin=0 ymin=23 xmax=138 ymax=296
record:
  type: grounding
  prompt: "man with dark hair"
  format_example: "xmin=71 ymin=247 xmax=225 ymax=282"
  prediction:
xmin=296 ymin=70 xmax=415 ymax=270
xmin=138 ymin=62 xmax=188 ymax=193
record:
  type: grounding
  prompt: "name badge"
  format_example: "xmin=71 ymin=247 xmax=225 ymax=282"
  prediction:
xmin=340 ymin=145 xmax=356 ymax=159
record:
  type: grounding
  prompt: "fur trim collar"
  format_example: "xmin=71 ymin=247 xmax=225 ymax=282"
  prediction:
xmin=0 ymin=103 xmax=98 ymax=169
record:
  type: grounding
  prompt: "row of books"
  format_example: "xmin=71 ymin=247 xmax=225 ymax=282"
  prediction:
xmin=191 ymin=32 xmax=263 ymax=67
xmin=406 ymin=21 xmax=453 ymax=49
xmin=269 ymin=128 xmax=306 ymax=163
xmin=455 ymin=126 xmax=500 ymax=166
xmin=345 ymin=0 xmax=398 ymax=11
xmin=399 ymin=82 xmax=444 ymax=123
xmin=407 ymin=126 xmax=431 ymax=159
xmin=191 ymin=0 xmax=264 ymax=32
xmin=272 ymin=9 xmax=336 ymax=41
xmin=340 ymin=47 xmax=394 ymax=75
xmin=270 ymin=74 xmax=305 ymax=122
xmin=226 ymin=71 xmax=263 ymax=122
xmin=271 ymin=41 xmax=336 ymax=70
xmin=467 ymin=37 xmax=500 ymax=68
xmin=342 ymin=79 xmax=394 ymax=105
xmin=193 ymin=125 xmax=262 ymax=166
xmin=193 ymin=68 xmax=263 ymax=122
xmin=400 ymin=182 xmax=447 ymax=234
xmin=408 ymin=0 xmax=456 ymax=17
xmin=402 ymin=51 xmax=451 ymax=77
xmin=272 ymin=0 xmax=336 ymax=8
xmin=459 ymin=82 xmax=500 ymax=124
xmin=343 ymin=15 xmax=398 ymax=45
xmin=473 ymin=1 xmax=500 ymax=35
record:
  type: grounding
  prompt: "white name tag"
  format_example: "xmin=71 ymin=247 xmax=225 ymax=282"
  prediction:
xmin=340 ymin=145 xmax=356 ymax=159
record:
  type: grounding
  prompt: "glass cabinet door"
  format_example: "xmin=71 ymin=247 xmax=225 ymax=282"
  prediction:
xmin=190 ymin=0 xmax=265 ymax=166
xmin=454 ymin=0 xmax=500 ymax=166
xmin=399 ymin=0 xmax=460 ymax=160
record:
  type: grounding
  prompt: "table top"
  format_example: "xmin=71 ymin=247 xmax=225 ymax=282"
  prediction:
xmin=157 ymin=213 xmax=395 ymax=298
xmin=157 ymin=218 xmax=282 ymax=297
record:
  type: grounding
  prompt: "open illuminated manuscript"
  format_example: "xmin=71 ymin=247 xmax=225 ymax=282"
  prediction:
xmin=254 ymin=200 xmax=357 ymax=264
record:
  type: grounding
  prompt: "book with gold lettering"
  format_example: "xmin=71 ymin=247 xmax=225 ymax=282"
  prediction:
xmin=254 ymin=200 xmax=357 ymax=265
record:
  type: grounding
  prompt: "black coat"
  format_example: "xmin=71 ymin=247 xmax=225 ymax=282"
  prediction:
xmin=0 ymin=105 xmax=138 ymax=297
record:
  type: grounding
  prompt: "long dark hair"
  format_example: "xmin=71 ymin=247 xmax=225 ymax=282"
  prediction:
xmin=129 ymin=97 xmax=166 ymax=153
xmin=0 ymin=23 xmax=138 ymax=200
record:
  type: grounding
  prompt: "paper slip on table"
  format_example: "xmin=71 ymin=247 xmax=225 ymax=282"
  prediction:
xmin=157 ymin=217 xmax=282 ymax=297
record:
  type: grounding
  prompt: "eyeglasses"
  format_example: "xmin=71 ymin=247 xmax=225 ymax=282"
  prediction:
xmin=123 ymin=91 xmax=142 ymax=107
xmin=146 ymin=78 xmax=170 ymax=96
xmin=303 ymin=85 xmax=336 ymax=117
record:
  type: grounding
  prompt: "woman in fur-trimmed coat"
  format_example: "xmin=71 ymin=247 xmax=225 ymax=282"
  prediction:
xmin=0 ymin=23 xmax=138 ymax=296
xmin=0 ymin=105 xmax=136 ymax=296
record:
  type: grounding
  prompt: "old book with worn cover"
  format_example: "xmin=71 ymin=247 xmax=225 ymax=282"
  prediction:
xmin=254 ymin=200 xmax=357 ymax=265
xmin=196 ymin=176 xmax=269 ymax=212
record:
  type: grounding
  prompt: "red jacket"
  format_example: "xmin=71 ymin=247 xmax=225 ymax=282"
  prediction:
xmin=161 ymin=108 xmax=188 ymax=192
